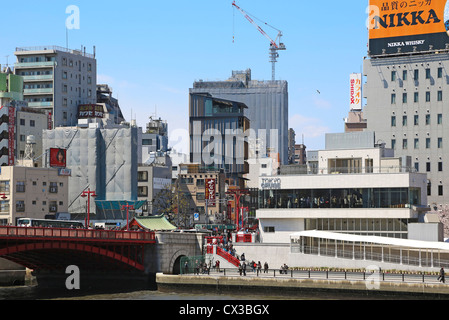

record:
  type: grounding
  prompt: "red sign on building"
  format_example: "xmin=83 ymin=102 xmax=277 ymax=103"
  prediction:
xmin=205 ymin=179 xmax=216 ymax=206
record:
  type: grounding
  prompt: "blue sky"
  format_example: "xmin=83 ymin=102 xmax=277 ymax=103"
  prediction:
xmin=1 ymin=0 xmax=369 ymax=153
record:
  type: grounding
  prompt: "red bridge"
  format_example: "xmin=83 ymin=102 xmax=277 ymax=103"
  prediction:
xmin=0 ymin=226 xmax=155 ymax=273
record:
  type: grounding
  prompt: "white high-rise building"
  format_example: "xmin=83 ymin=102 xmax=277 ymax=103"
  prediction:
xmin=14 ymin=46 xmax=97 ymax=128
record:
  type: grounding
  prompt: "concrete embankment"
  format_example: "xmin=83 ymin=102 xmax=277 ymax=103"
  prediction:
xmin=156 ymin=273 xmax=449 ymax=299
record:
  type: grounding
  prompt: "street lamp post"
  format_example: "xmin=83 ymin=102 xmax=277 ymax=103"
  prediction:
xmin=0 ymin=193 xmax=8 ymax=224
xmin=81 ymin=188 xmax=97 ymax=228
xmin=226 ymin=189 xmax=250 ymax=230
xmin=121 ymin=203 xmax=135 ymax=231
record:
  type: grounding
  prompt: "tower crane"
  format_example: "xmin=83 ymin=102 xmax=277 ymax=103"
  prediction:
xmin=232 ymin=1 xmax=286 ymax=81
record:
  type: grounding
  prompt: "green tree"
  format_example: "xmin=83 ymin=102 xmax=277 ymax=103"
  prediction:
xmin=153 ymin=182 xmax=191 ymax=228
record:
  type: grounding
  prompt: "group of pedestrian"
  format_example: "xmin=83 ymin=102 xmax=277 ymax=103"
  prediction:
xmin=238 ymin=259 xmax=269 ymax=276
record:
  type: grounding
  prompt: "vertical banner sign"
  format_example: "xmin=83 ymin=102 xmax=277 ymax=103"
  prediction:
xmin=350 ymin=73 xmax=362 ymax=111
xmin=8 ymin=107 xmax=15 ymax=165
xmin=205 ymin=179 xmax=216 ymax=206
xmin=47 ymin=111 xmax=53 ymax=130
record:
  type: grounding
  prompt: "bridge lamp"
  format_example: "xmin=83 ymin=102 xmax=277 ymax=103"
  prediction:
xmin=81 ymin=188 xmax=97 ymax=228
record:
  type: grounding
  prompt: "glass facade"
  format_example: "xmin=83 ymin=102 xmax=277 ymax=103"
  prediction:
xmin=259 ymin=187 xmax=420 ymax=209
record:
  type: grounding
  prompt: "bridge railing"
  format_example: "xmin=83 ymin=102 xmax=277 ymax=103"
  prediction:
xmin=0 ymin=226 xmax=155 ymax=242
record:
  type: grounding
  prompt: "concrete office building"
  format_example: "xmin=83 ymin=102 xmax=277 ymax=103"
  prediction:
xmin=364 ymin=54 xmax=449 ymax=212
xmin=138 ymin=153 xmax=172 ymax=216
xmin=256 ymin=132 xmax=432 ymax=244
xmin=363 ymin=1 xmax=449 ymax=226
xmin=14 ymin=46 xmax=97 ymax=127
xmin=190 ymin=69 xmax=289 ymax=165
xmin=0 ymin=166 xmax=69 ymax=225
xmin=189 ymin=93 xmax=250 ymax=184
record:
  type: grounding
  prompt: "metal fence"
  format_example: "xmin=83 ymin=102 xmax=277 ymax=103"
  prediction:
xmin=183 ymin=266 xmax=445 ymax=285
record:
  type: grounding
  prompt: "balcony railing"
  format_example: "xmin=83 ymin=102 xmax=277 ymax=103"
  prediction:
xmin=22 ymin=75 xmax=53 ymax=82
xmin=15 ymin=61 xmax=57 ymax=68
xmin=24 ymin=88 xmax=53 ymax=95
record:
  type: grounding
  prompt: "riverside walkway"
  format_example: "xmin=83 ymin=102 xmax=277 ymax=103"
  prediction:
xmin=157 ymin=267 xmax=449 ymax=298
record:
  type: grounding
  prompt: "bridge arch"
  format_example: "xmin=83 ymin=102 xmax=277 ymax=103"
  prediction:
xmin=0 ymin=242 xmax=145 ymax=271
xmin=168 ymin=249 xmax=189 ymax=275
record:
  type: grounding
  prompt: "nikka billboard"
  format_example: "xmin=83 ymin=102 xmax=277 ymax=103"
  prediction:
xmin=368 ymin=0 xmax=449 ymax=56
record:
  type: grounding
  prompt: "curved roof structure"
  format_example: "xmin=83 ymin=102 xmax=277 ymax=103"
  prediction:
xmin=291 ymin=230 xmax=449 ymax=251
xmin=130 ymin=215 xmax=177 ymax=231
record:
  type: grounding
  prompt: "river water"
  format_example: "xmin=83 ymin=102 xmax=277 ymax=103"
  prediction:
xmin=0 ymin=285 xmax=323 ymax=300
xmin=0 ymin=285 xmax=426 ymax=301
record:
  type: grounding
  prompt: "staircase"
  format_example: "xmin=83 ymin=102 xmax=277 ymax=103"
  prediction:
xmin=206 ymin=245 xmax=240 ymax=268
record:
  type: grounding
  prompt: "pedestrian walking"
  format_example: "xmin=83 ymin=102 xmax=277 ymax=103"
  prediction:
xmin=438 ymin=267 xmax=446 ymax=283
xmin=242 ymin=262 xmax=247 ymax=276
xmin=264 ymin=261 xmax=269 ymax=273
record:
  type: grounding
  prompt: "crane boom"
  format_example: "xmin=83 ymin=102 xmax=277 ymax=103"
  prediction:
xmin=232 ymin=1 xmax=279 ymax=49
xmin=232 ymin=1 xmax=286 ymax=81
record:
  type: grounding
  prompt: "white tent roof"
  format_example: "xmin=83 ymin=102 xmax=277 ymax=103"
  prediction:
xmin=290 ymin=230 xmax=449 ymax=251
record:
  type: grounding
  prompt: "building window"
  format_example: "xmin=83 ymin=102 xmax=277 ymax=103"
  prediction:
xmin=426 ymin=138 xmax=431 ymax=149
xmin=30 ymin=120 xmax=35 ymax=127
xmin=414 ymin=92 xmax=419 ymax=103
xmin=414 ymin=162 xmax=419 ymax=172
xmin=402 ymin=93 xmax=407 ymax=104
xmin=137 ymin=171 xmax=148 ymax=182
xmin=264 ymin=226 xmax=275 ymax=233
xmin=426 ymin=162 xmax=431 ymax=172
xmin=414 ymin=138 xmax=419 ymax=149
xmin=16 ymin=201 xmax=25 ymax=213
xmin=391 ymin=139 xmax=396 ymax=150
xmin=20 ymin=119 xmax=25 ymax=126
xmin=16 ymin=181 xmax=25 ymax=193
xmin=402 ymin=139 xmax=408 ymax=150
xmin=426 ymin=114 xmax=431 ymax=125
xmin=438 ymin=67 xmax=443 ymax=78
xmin=49 ymin=201 xmax=58 ymax=212
xmin=402 ymin=115 xmax=407 ymax=126
xmin=439 ymin=185 xmax=444 ymax=196
xmin=0 ymin=181 xmax=10 ymax=193
xmin=426 ymin=91 xmax=431 ymax=102
xmin=49 ymin=182 xmax=58 ymax=193
xmin=414 ymin=69 xmax=419 ymax=80
xmin=138 ymin=186 xmax=148 ymax=197
xmin=391 ymin=71 xmax=396 ymax=81
xmin=414 ymin=115 xmax=419 ymax=125
xmin=391 ymin=116 xmax=396 ymax=127
xmin=196 ymin=192 xmax=205 ymax=201
xmin=426 ymin=68 xmax=431 ymax=79
xmin=438 ymin=91 xmax=443 ymax=101
xmin=439 ymin=162 xmax=443 ymax=172
xmin=391 ymin=93 xmax=396 ymax=104
xmin=438 ymin=137 xmax=443 ymax=148
xmin=438 ymin=114 xmax=443 ymax=125
xmin=196 ymin=179 xmax=205 ymax=187
xmin=403 ymin=70 xmax=407 ymax=80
